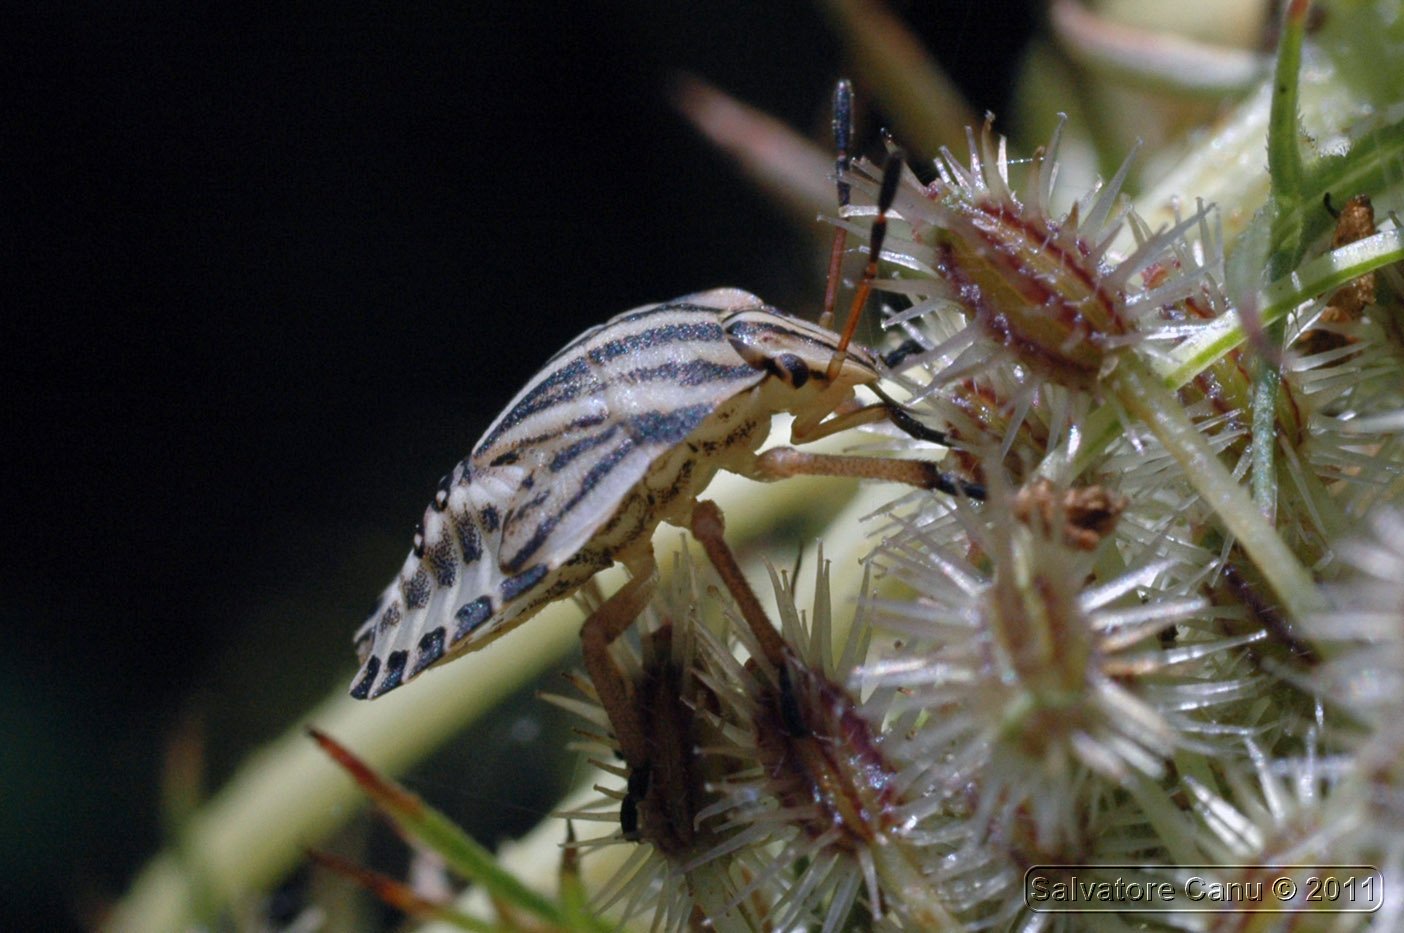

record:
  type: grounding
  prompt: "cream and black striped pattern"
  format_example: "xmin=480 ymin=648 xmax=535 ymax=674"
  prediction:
xmin=351 ymin=288 xmax=795 ymax=699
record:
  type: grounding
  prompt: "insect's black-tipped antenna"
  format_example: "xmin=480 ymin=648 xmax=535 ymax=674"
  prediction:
xmin=829 ymin=147 xmax=904 ymax=377
xmin=818 ymin=78 xmax=854 ymax=331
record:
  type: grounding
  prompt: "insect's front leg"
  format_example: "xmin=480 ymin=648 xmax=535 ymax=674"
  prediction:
xmin=791 ymin=398 xmax=960 ymax=447
xmin=781 ymin=385 xmax=982 ymax=496
xmin=789 ymin=396 xmax=896 ymax=444
xmin=791 ymin=386 xmax=955 ymax=447
xmin=579 ymin=556 xmax=658 ymax=770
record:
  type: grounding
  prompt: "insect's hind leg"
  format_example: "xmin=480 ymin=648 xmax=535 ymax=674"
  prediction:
xmin=690 ymin=500 xmax=788 ymax=667
xmin=579 ymin=557 xmax=658 ymax=770
xmin=748 ymin=446 xmax=986 ymax=499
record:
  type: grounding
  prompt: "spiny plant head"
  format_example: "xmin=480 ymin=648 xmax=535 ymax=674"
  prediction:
xmin=554 ymin=549 xmax=968 ymax=931
xmin=862 ymin=477 xmax=1265 ymax=855
xmin=848 ymin=122 xmax=1225 ymax=394
xmin=545 ymin=555 xmax=755 ymax=930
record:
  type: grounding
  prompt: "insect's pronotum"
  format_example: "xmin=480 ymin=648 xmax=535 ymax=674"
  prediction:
xmin=348 ymin=87 xmax=981 ymax=774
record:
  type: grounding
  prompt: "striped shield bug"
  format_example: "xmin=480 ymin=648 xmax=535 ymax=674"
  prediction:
xmin=348 ymin=82 xmax=981 ymax=770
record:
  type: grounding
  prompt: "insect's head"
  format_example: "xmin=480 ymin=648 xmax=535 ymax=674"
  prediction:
xmin=722 ymin=305 xmax=880 ymax=393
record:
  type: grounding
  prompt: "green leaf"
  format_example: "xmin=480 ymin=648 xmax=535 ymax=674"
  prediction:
xmin=309 ymin=728 xmax=611 ymax=932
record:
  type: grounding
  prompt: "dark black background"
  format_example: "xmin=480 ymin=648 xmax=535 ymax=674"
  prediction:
xmin=9 ymin=2 xmax=1035 ymax=926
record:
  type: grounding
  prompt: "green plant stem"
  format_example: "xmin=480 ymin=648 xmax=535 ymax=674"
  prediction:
xmin=1266 ymin=0 xmax=1308 ymax=255
xmin=1109 ymin=354 xmax=1322 ymax=615
xmin=1249 ymin=0 xmax=1310 ymax=519
xmin=1161 ymin=227 xmax=1404 ymax=388
xmin=1041 ymin=225 xmax=1404 ymax=486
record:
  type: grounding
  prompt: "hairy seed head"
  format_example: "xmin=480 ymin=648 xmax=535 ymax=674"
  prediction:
xmin=863 ymin=479 xmax=1264 ymax=852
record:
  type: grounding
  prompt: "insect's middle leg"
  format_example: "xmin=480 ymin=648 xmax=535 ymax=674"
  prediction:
xmin=579 ymin=557 xmax=658 ymax=770
xmin=747 ymin=447 xmax=986 ymax=499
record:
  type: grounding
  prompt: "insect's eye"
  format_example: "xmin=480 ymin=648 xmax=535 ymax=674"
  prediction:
xmin=771 ymin=352 xmax=810 ymax=388
xmin=412 ymin=522 xmax=425 ymax=558
xmin=433 ymin=474 xmax=451 ymax=511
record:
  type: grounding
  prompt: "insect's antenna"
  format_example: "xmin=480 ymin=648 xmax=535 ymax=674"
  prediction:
xmin=818 ymin=78 xmax=853 ymax=331
xmin=827 ymin=147 xmax=903 ymax=380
